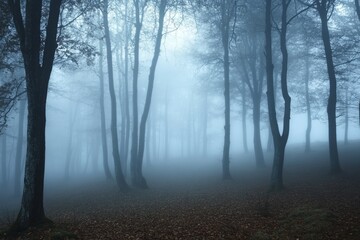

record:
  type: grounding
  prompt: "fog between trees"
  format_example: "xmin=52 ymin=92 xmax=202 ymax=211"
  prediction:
xmin=1 ymin=0 xmax=360 ymax=233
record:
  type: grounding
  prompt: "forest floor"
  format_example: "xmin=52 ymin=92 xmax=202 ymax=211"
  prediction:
xmin=1 ymin=141 xmax=360 ymax=239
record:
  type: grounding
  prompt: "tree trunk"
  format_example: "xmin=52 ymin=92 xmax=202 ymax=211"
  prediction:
xmin=203 ymin=88 xmax=208 ymax=157
xmin=130 ymin=0 xmax=142 ymax=186
xmin=14 ymin=98 xmax=26 ymax=196
xmin=304 ymin=51 xmax=312 ymax=152
xmin=1 ymin=134 xmax=6 ymax=187
xmin=117 ymin=43 xmax=126 ymax=172
xmin=8 ymin=0 xmax=62 ymax=230
xmin=103 ymin=0 xmax=128 ymax=191
xmin=123 ymin=0 xmax=131 ymax=176
xmin=266 ymin=123 xmax=273 ymax=152
xmin=344 ymin=86 xmax=349 ymax=145
xmin=317 ymin=2 xmax=341 ymax=174
xmin=16 ymin=87 xmax=48 ymax=228
xmin=253 ymin=98 xmax=265 ymax=168
xmin=271 ymin=0 xmax=291 ymax=190
xmin=265 ymin=0 xmax=291 ymax=191
xmin=98 ymin=40 xmax=112 ymax=180
xmin=355 ymin=0 xmax=360 ymax=21
xmin=164 ymin=83 xmax=169 ymax=160
xmin=136 ymin=0 xmax=167 ymax=188
xmin=221 ymin=1 xmax=232 ymax=180
xmin=145 ymin=115 xmax=151 ymax=166
xmin=241 ymin=79 xmax=248 ymax=153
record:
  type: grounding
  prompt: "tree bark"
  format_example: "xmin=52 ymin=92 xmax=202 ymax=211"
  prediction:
xmin=103 ymin=0 xmax=129 ymax=191
xmin=316 ymin=0 xmax=341 ymax=174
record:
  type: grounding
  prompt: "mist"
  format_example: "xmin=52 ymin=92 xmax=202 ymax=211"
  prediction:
xmin=1 ymin=0 xmax=360 ymax=239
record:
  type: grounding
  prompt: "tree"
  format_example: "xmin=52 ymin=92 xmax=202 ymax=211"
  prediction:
xmin=265 ymin=0 xmax=292 ymax=190
xmin=220 ymin=0 xmax=236 ymax=180
xmin=314 ymin=0 xmax=342 ymax=173
xmin=133 ymin=0 xmax=168 ymax=188
xmin=102 ymin=0 xmax=129 ymax=191
xmin=7 ymin=0 xmax=62 ymax=230
xmin=98 ymin=40 xmax=112 ymax=180
xmin=234 ymin=8 xmax=266 ymax=167
xmin=355 ymin=0 xmax=360 ymax=20
xmin=130 ymin=0 xmax=148 ymax=187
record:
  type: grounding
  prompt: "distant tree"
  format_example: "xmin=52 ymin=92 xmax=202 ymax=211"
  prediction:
xmin=130 ymin=0 xmax=148 ymax=187
xmin=355 ymin=0 xmax=360 ymax=20
xmin=1 ymin=135 xmax=7 ymax=187
xmin=98 ymin=40 xmax=112 ymax=180
xmin=102 ymin=0 xmax=129 ymax=191
xmin=7 ymin=0 xmax=62 ymax=230
xmin=133 ymin=0 xmax=168 ymax=188
xmin=220 ymin=0 xmax=236 ymax=179
xmin=234 ymin=1 xmax=266 ymax=167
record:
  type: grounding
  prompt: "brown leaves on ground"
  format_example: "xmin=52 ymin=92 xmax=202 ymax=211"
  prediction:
xmin=2 ymin=174 xmax=359 ymax=240
xmin=1 ymin=144 xmax=360 ymax=239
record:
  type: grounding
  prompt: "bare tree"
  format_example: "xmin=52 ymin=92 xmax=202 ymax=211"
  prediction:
xmin=7 ymin=0 xmax=62 ymax=230
xmin=102 ymin=0 xmax=129 ymax=191
xmin=265 ymin=0 xmax=292 ymax=190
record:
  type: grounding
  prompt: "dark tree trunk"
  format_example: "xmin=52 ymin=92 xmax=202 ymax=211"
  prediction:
xmin=304 ymin=51 xmax=312 ymax=152
xmin=344 ymin=87 xmax=349 ymax=145
xmin=317 ymin=1 xmax=341 ymax=174
xmin=164 ymin=83 xmax=169 ymax=160
xmin=203 ymin=88 xmax=208 ymax=157
xmin=152 ymin=111 xmax=158 ymax=161
xmin=266 ymin=123 xmax=273 ymax=152
xmin=136 ymin=0 xmax=167 ymax=188
xmin=241 ymin=79 xmax=248 ymax=153
xmin=123 ymin=0 xmax=131 ymax=175
xmin=240 ymin=32 xmax=265 ymax=166
xmin=98 ymin=41 xmax=112 ymax=180
xmin=145 ymin=115 xmax=151 ymax=166
xmin=64 ymin=102 xmax=77 ymax=181
xmin=1 ymin=134 xmax=6 ymax=187
xmin=116 ymin=43 xmax=126 ymax=172
xmin=130 ymin=0 xmax=142 ymax=186
xmin=221 ymin=0 xmax=232 ymax=180
xmin=8 ymin=0 xmax=62 ymax=230
xmin=355 ymin=0 xmax=360 ymax=21
xmin=103 ymin=0 xmax=128 ymax=191
xmin=253 ymin=98 xmax=265 ymax=168
xmin=14 ymin=98 xmax=26 ymax=196
xmin=251 ymin=42 xmax=265 ymax=168
xmin=266 ymin=0 xmax=280 ymax=190
xmin=265 ymin=0 xmax=291 ymax=191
